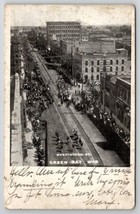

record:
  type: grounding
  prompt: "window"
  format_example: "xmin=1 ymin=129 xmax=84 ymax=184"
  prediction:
xmin=122 ymin=59 xmax=124 ymax=64
xmin=85 ymin=67 xmax=88 ymax=73
xmin=110 ymin=59 xmax=113 ymax=65
xmin=91 ymin=60 xmax=94 ymax=66
xmin=91 ymin=67 xmax=94 ymax=72
xmin=84 ymin=75 xmax=88 ymax=82
xmin=97 ymin=67 xmax=99 ymax=72
xmin=116 ymin=66 xmax=118 ymax=71
xmin=121 ymin=66 xmax=124 ymax=71
xmin=110 ymin=67 xmax=112 ymax=72
xmin=96 ymin=74 xmax=99 ymax=80
xmin=116 ymin=59 xmax=118 ymax=64
xmin=103 ymin=66 xmax=106 ymax=72
xmin=97 ymin=60 xmax=100 ymax=65
xmin=91 ymin=75 xmax=94 ymax=80
xmin=103 ymin=60 xmax=106 ymax=65
xmin=85 ymin=60 xmax=88 ymax=66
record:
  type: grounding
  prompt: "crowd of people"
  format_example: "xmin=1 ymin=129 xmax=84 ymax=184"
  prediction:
xmin=56 ymin=76 xmax=71 ymax=106
xmin=23 ymin=66 xmax=54 ymax=166
xmin=55 ymin=72 xmax=130 ymax=148
xmin=72 ymin=91 xmax=130 ymax=147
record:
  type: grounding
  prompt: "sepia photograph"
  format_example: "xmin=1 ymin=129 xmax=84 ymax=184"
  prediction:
xmin=10 ymin=8 xmax=131 ymax=167
xmin=4 ymin=4 xmax=135 ymax=209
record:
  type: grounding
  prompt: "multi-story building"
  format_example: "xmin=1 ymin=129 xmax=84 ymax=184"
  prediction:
xmin=100 ymin=74 xmax=131 ymax=165
xmin=73 ymin=48 xmax=130 ymax=83
xmin=11 ymin=30 xmax=22 ymax=76
xmin=46 ymin=21 xmax=81 ymax=44
xmin=100 ymin=74 xmax=131 ymax=131
xmin=61 ymin=39 xmax=116 ymax=60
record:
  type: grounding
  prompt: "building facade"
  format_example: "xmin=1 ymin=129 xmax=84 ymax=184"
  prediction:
xmin=100 ymin=74 xmax=131 ymax=131
xmin=11 ymin=31 xmax=22 ymax=76
xmin=46 ymin=22 xmax=81 ymax=44
xmin=73 ymin=48 xmax=130 ymax=83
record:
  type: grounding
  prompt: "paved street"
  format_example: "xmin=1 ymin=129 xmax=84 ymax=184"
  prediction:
xmin=30 ymin=49 xmax=124 ymax=166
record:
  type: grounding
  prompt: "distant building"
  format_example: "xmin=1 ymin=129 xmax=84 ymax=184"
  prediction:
xmin=77 ymin=40 xmax=116 ymax=54
xmin=61 ymin=40 xmax=74 ymax=55
xmin=100 ymin=74 xmax=131 ymax=131
xmin=89 ymin=33 xmax=108 ymax=41
xmin=81 ymin=33 xmax=89 ymax=42
xmin=61 ymin=39 xmax=116 ymax=56
xmin=46 ymin=22 xmax=81 ymax=44
xmin=116 ymin=37 xmax=131 ymax=60
xmin=73 ymin=48 xmax=130 ymax=83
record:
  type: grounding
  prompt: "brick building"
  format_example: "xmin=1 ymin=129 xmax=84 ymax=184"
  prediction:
xmin=73 ymin=48 xmax=130 ymax=83
xmin=100 ymin=74 xmax=131 ymax=131
xmin=46 ymin=21 xmax=81 ymax=44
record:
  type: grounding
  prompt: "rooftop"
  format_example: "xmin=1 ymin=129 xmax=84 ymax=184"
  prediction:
xmin=117 ymin=75 xmax=131 ymax=84
xmin=46 ymin=21 xmax=80 ymax=25
xmin=110 ymin=75 xmax=131 ymax=85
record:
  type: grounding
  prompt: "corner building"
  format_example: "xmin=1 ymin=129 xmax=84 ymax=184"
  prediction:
xmin=73 ymin=48 xmax=131 ymax=83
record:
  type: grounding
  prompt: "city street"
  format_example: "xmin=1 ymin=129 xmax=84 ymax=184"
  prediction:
xmin=30 ymin=48 xmax=124 ymax=166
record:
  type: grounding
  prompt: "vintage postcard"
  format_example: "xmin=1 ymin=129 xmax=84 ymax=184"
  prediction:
xmin=4 ymin=4 xmax=135 ymax=209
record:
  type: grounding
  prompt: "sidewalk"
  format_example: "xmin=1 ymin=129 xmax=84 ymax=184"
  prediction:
xmin=45 ymin=68 xmax=124 ymax=166
xmin=104 ymin=105 xmax=130 ymax=134
xmin=11 ymin=73 xmax=23 ymax=165
xmin=69 ymin=104 xmax=124 ymax=166
xmin=70 ymin=84 xmax=129 ymax=134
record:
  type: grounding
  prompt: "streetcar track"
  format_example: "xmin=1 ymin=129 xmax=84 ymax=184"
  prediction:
xmin=32 ymin=52 xmax=87 ymax=166
xmin=31 ymin=50 xmax=104 ymax=166
xmin=67 ymin=107 xmax=104 ymax=166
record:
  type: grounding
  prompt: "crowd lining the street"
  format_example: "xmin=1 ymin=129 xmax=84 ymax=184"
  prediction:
xmin=23 ymin=66 xmax=53 ymax=165
xmin=55 ymin=75 xmax=130 ymax=148
xmin=21 ymin=44 xmax=130 ymax=166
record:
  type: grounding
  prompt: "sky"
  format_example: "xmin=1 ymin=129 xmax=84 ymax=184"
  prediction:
xmin=8 ymin=4 xmax=134 ymax=27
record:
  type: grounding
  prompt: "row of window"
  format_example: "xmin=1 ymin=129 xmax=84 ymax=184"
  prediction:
xmin=85 ymin=66 xmax=124 ymax=73
xmin=49 ymin=33 xmax=80 ymax=38
xmin=85 ymin=59 xmax=125 ymax=66
xmin=49 ymin=30 xmax=80 ymax=33
xmin=48 ymin=26 xmax=80 ymax=30
xmin=85 ymin=74 xmax=100 ymax=81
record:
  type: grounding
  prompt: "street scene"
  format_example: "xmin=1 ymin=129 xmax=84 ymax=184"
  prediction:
xmin=10 ymin=21 xmax=131 ymax=167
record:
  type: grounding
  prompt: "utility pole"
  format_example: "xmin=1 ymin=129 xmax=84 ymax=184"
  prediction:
xmin=92 ymin=74 xmax=94 ymax=94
